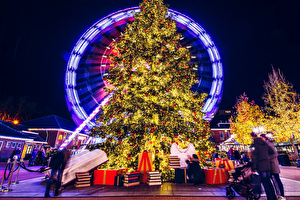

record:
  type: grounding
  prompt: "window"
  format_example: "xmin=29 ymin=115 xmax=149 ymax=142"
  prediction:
xmin=219 ymin=131 xmax=224 ymax=140
xmin=6 ymin=142 xmax=11 ymax=148
xmin=11 ymin=142 xmax=16 ymax=148
xmin=58 ymin=135 xmax=63 ymax=140
xmin=225 ymin=132 xmax=230 ymax=139
xmin=0 ymin=141 xmax=3 ymax=151
xmin=26 ymin=146 xmax=33 ymax=154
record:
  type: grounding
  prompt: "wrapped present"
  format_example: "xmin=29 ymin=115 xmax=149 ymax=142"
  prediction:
xmin=124 ymin=171 xmax=140 ymax=187
xmin=114 ymin=175 xmax=124 ymax=187
xmin=215 ymin=159 xmax=235 ymax=170
xmin=94 ymin=169 xmax=121 ymax=185
xmin=138 ymin=150 xmax=153 ymax=183
xmin=203 ymin=168 xmax=229 ymax=184
xmin=174 ymin=169 xmax=187 ymax=184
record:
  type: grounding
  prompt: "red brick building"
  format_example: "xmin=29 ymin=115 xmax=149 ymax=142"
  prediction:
xmin=210 ymin=110 xmax=232 ymax=144
xmin=22 ymin=115 xmax=88 ymax=150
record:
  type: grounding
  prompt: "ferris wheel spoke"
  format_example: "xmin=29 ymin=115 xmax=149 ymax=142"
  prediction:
xmin=59 ymin=93 xmax=113 ymax=150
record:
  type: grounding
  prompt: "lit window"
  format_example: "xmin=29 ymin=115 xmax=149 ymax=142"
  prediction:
xmin=225 ymin=132 xmax=230 ymax=139
xmin=0 ymin=141 xmax=3 ymax=151
xmin=219 ymin=131 xmax=224 ymax=140
xmin=6 ymin=142 xmax=11 ymax=148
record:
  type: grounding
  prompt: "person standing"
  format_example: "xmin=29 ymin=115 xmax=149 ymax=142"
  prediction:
xmin=10 ymin=148 xmax=18 ymax=161
xmin=234 ymin=149 xmax=241 ymax=165
xmin=37 ymin=149 xmax=45 ymax=166
xmin=44 ymin=148 xmax=65 ymax=197
xmin=29 ymin=148 xmax=38 ymax=166
xmin=59 ymin=148 xmax=71 ymax=189
xmin=228 ymin=147 xmax=234 ymax=160
xmin=260 ymin=134 xmax=285 ymax=200
xmin=250 ymin=132 xmax=277 ymax=200
xmin=16 ymin=148 xmax=21 ymax=160
xmin=186 ymin=154 xmax=203 ymax=185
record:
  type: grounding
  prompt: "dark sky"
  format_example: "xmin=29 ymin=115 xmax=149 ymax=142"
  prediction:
xmin=1 ymin=0 xmax=300 ymax=121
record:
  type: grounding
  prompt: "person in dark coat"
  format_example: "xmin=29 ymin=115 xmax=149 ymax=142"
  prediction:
xmin=228 ymin=147 xmax=234 ymax=160
xmin=44 ymin=148 xmax=68 ymax=197
xmin=10 ymin=148 xmax=18 ymax=160
xmin=250 ymin=132 xmax=277 ymax=200
xmin=234 ymin=149 xmax=241 ymax=164
xmin=36 ymin=150 xmax=45 ymax=166
xmin=261 ymin=134 xmax=285 ymax=200
xmin=16 ymin=148 xmax=21 ymax=160
xmin=186 ymin=154 xmax=203 ymax=185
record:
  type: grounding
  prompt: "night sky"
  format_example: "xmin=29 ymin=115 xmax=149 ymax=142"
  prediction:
xmin=1 ymin=0 xmax=300 ymax=122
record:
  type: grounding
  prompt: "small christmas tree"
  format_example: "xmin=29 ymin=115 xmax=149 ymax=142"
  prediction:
xmin=230 ymin=93 xmax=265 ymax=146
xmin=89 ymin=0 xmax=214 ymax=181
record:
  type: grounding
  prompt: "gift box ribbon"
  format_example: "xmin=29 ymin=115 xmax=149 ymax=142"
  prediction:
xmin=212 ymin=168 xmax=228 ymax=184
xmin=138 ymin=151 xmax=152 ymax=182
xmin=117 ymin=169 xmax=125 ymax=176
xmin=217 ymin=159 xmax=234 ymax=170
xmin=102 ymin=170 xmax=107 ymax=184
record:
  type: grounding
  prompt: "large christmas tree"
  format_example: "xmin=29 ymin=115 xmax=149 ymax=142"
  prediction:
xmin=89 ymin=0 xmax=214 ymax=181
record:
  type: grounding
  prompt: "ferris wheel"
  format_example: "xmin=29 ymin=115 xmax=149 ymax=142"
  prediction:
xmin=65 ymin=6 xmax=223 ymax=132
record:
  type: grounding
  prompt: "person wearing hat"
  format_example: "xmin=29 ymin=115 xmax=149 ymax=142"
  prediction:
xmin=250 ymin=132 xmax=277 ymax=200
xmin=260 ymin=133 xmax=285 ymax=200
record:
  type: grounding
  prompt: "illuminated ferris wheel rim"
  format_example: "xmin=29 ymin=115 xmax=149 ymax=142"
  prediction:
xmin=65 ymin=6 xmax=223 ymax=128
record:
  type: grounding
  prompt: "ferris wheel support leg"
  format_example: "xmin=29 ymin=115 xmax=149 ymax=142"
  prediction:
xmin=59 ymin=94 xmax=113 ymax=151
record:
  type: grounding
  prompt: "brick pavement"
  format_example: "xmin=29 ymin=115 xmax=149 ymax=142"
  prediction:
xmin=278 ymin=166 xmax=300 ymax=181
xmin=0 ymin=162 xmax=299 ymax=199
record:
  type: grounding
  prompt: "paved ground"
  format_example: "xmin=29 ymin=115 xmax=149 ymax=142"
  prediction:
xmin=0 ymin=161 xmax=299 ymax=199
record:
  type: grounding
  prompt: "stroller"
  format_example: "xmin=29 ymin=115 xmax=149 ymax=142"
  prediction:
xmin=226 ymin=162 xmax=260 ymax=200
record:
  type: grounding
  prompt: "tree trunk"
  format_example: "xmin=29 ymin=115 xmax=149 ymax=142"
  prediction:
xmin=290 ymin=138 xmax=299 ymax=160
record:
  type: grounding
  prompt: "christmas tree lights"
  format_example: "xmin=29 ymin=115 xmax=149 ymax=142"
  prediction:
xmin=263 ymin=67 xmax=300 ymax=158
xmin=230 ymin=93 xmax=265 ymax=146
xmin=89 ymin=0 xmax=214 ymax=181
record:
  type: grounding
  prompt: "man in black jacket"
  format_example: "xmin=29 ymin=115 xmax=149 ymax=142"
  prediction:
xmin=44 ymin=148 xmax=66 ymax=197
xmin=250 ymin=132 xmax=277 ymax=200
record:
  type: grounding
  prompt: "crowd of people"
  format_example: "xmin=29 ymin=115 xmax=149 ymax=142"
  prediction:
xmin=213 ymin=132 xmax=285 ymax=200
xmin=11 ymin=133 xmax=286 ymax=199
xmin=225 ymin=147 xmax=249 ymax=165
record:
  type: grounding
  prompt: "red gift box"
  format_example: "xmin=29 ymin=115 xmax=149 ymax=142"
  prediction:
xmin=94 ymin=169 xmax=120 ymax=185
xmin=203 ymin=168 xmax=229 ymax=184
xmin=215 ymin=158 xmax=235 ymax=170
